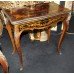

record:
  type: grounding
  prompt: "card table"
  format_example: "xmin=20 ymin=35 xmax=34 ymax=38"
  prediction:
xmin=1 ymin=2 xmax=70 ymax=70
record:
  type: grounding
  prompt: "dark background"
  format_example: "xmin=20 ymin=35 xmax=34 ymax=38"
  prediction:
xmin=57 ymin=1 xmax=74 ymax=33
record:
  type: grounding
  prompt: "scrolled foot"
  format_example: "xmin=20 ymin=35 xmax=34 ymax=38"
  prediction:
xmin=20 ymin=67 xmax=23 ymax=71
xmin=59 ymin=52 xmax=62 ymax=55
xmin=57 ymin=51 xmax=62 ymax=55
xmin=12 ymin=52 xmax=14 ymax=55
xmin=12 ymin=49 xmax=16 ymax=55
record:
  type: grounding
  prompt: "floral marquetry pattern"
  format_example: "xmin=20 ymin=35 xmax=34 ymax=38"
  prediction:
xmin=18 ymin=14 xmax=68 ymax=31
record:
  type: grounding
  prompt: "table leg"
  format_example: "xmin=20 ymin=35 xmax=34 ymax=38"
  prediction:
xmin=0 ymin=51 xmax=9 ymax=73
xmin=46 ymin=28 xmax=51 ymax=43
xmin=1 ymin=58 xmax=9 ymax=73
xmin=14 ymin=25 xmax=23 ymax=71
xmin=57 ymin=20 xmax=68 ymax=54
xmin=6 ymin=23 xmax=16 ymax=54
xmin=0 ymin=19 xmax=3 ymax=37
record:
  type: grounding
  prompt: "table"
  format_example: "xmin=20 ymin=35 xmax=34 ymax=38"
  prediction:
xmin=1 ymin=2 xmax=70 ymax=70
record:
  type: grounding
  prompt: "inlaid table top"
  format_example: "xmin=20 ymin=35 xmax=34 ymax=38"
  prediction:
xmin=2 ymin=2 xmax=70 ymax=25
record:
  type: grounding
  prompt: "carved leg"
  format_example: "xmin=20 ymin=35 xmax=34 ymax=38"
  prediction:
xmin=6 ymin=23 xmax=16 ymax=54
xmin=0 ymin=20 xmax=3 ymax=37
xmin=0 ymin=51 xmax=9 ymax=73
xmin=37 ymin=31 xmax=41 ymax=41
xmin=14 ymin=25 xmax=23 ymax=71
xmin=1 ymin=58 xmax=9 ymax=73
xmin=46 ymin=28 xmax=51 ymax=43
xmin=57 ymin=20 xmax=68 ymax=54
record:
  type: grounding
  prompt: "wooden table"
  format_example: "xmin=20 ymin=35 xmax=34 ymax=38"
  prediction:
xmin=1 ymin=2 xmax=70 ymax=70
